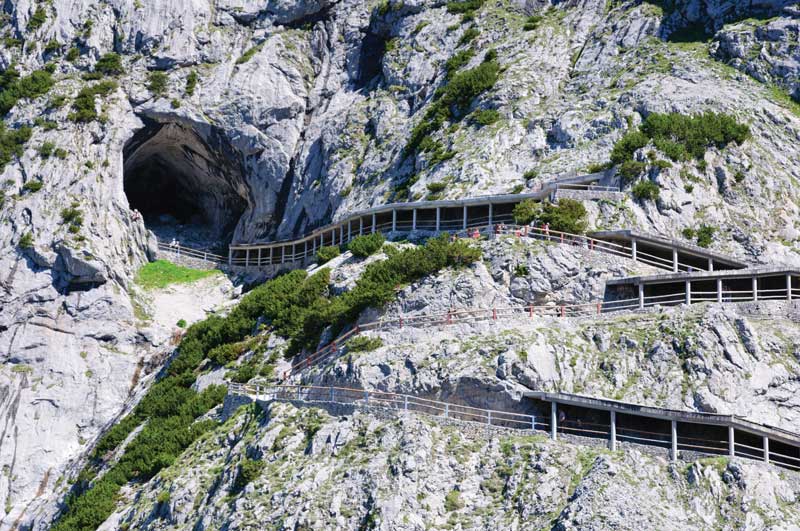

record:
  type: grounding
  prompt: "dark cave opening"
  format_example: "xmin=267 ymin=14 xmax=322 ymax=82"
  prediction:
xmin=123 ymin=119 xmax=249 ymax=250
xmin=355 ymin=30 xmax=387 ymax=89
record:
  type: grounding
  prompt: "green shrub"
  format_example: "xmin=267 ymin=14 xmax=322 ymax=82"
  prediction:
xmin=28 ymin=7 xmax=47 ymax=31
xmin=445 ymin=490 xmax=463 ymax=511
xmin=684 ymin=184 xmax=694 ymax=193
xmin=513 ymin=263 xmax=529 ymax=277
xmin=696 ymin=225 xmax=716 ymax=248
xmin=95 ymin=53 xmax=123 ymax=76
xmin=610 ymin=131 xmax=649 ymax=164
xmin=427 ymin=181 xmax=447 ymax=194
xmin=444 ymin=49 xmax=475 ymax=78
xmin=44 ymin=40 xmax=60 ymax=55
xmin=522 ymin=169 xmax=538 ymax=181
xmin=347 ymin=335 xmax=383 ymax=352
xmin=60 ymin=204 xmax=83 ymax=232
xmin=446 ymin=0 xmax=485 ymax=15
xmin=0 ymin=67 xmax=55 ymax=116
xmin=176 ymin=319 xmax=187 ymax=328
xmin=147 ymin=71 xmax=168 ymax=97
xmin=618 ymin=160 xmax=646 ymax=182
xmin=70 ymin=81 xmax=117 ymax=122
xmin=405 ymin=59 xmax=500 ymax=156
xmin=539 ymin=199 xmax=587 ymax=234
xmin=18 ymin=232 xmax=33 ymax=249
xmin=631 ymin=180 xmax=659 ymax=201
xmin=734 ymin=170 xmax=745 ymax=183
xmin=185 ymin=70 xmax=198 ymax=96
xmin=229 ymin=360 xmax=257 ymax=383
xmin=472 ymin=108 xmax=500 ymax=126
xmin=22 ymin=180 xmax=42 ymax=193
xmin=587 ymin=161 xmax=613 ymax=173
xmin=317 ymin=245 xmax=341 ymax=263
xmin=234 ymin=458 xmax=264 ymax=491
xmin=523 ymin=15 xmax=543 ymax=31
xmin=512 ymin=198 xmax=542 ymax=224
xmin=38 ymin=141 xmax=55 ymax=158
xmin=459 ymin=27 xmax=480 ymax=46
xmin=348 ymin=233 xmax=385 ymax=257
xmin=66 ymin=47 xmax=80 ymax=62
xmin=682 ymin=227 xmax=695 ymax=240
xmin=0 ymin=123 xmax=32 ymax=171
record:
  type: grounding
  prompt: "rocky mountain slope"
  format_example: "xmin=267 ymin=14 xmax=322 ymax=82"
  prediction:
xmin=3 ymin=0 xmax=800 ymax=528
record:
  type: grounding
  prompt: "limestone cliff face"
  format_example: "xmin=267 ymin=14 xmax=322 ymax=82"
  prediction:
xmin=2 ymin=0 xmax=800 ymax=528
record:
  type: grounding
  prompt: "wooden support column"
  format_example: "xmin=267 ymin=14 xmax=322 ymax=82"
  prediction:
xmin=672 ymin=248 xmax=679 ymax=273
xmin=717 ymin=278 xmax=723 ymax=303
xmin=729 ymin=426 xmax=735 ymax=458
xmin=609 ymin=410 xmax=617 ymax=451
xmin=670 ymin=420 xmax=678 ymax=461
xmin=638 ymin=284 xmax=645 ymax=310
xmin=551 ymin=401 xmax=558 ymax=441
xmin=685 ymin=280 xmax=691 ymax=305
xmin=631 ymin=238 xmax=637 ymax=261
xmin=764 ymin=436 xmax=770 ymax=464
xmin=435 ymin=207 xmax=441 ymax=232
xmin=412 ymin=209 xmax=417 ymax=231
xmin=392 ymin=209 xmax=397 ymax=232
xmin=463 ymin=205 xmax=468 ymax=230
xmin=753 ymin=277 xmax=759 ymax=302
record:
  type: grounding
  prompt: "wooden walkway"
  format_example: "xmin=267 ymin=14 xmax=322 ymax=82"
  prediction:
xmin=228 ymin=383 xmax=800 ymax=472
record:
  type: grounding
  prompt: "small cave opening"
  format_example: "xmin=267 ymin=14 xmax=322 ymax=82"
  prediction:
xmin=355 ymin=30 xmax=388 ymax=90
xmin=123 ymin=119 xmax=249 ymax=251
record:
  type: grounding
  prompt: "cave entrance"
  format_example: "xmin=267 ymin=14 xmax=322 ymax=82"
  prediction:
xmin=123 ymin=120 xmax=248 ymax=250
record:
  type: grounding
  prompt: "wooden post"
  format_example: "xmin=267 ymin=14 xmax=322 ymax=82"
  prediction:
xmin=609 ymin=410 xmax=617 ymax=451
xmin=728 ymin=426 xmax=735 ymax=458
xmin=670 ymin=420 xmax=678 ymax=461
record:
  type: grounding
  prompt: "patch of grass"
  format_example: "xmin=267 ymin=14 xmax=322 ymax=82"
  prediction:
xmin=185 ymin=70 xmax=198 ymax=96
xmin=0 ymin=67 xmax=55 ymax=116
xmin=18 ymin=232 xmax=33 ymax=249
xmin=27 ymin=7 xmax=47 ymax=31
xmin=135 ymin=260 xmax=219 ymax=290
xmin=95 ymin=53 xmax=123 ymax=76
xmin=236 ymin=42 xmax=264 ymax=65
xmin=444 ymin=490 xmax=463 ymax=512
xmin=471 ymin=108 xmax=500 ymax=126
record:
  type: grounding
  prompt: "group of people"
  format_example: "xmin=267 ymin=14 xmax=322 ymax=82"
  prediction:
xmin=448 ymin=221 xmax=551 ymax=241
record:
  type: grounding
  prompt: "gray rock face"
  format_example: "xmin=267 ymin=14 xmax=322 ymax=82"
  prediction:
xmin=4 ymin=0 xmax=800 ymax=527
